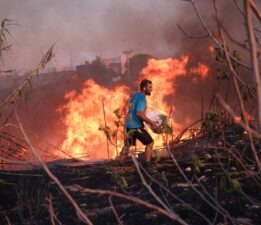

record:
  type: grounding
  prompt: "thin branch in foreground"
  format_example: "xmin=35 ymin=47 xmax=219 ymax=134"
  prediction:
xmin=109 ymin=195 xmax=124 ymax=225
xmin=183 ymin=0 xmax=258 ymax=74
xmin=213 ymin=0 xmax=261 ymax=175
xmin=14 ymin=109 xmax=93 ymax=225
xmin=177 ymin=24 xmax=209 ymax=39
xmin=169 ymin=152 xmax=237 ymax=225
xmin=249 ymin=0 xmax=261 ymax=22
xmin=138 ymin=160 xmax=212 ymax=225
xmin=47 ymin=194 xmax=63 ymax=225
xmin=215 ymin=93 xmax=261 ymax=174
xmin=0 ymin=44 xmax=55 ymax=118
xmin=215 ymin=93 xmax=261 ymax=139
xmin=130 ymin=154 xmax=189 ymax=225
xmin=66 ymin=184 xmax=188 ymax=225
xmin=245 ymin=0 xmax=261 ymax=134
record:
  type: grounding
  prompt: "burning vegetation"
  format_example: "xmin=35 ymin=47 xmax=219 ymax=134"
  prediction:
xmin=0 ymin=1 xmax=261 ymax=225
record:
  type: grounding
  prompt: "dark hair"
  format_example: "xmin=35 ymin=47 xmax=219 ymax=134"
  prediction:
xmin=140 ymin=79 xmax=152 ymax=90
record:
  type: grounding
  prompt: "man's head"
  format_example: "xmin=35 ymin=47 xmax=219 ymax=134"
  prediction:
xmin=140 ymin=79 xmax=152 ymax=96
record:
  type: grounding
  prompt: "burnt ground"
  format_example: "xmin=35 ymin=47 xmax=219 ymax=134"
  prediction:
xmin=0 ymin=125 xmax=261 ymax=225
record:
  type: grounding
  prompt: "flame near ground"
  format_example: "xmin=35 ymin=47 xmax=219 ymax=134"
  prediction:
xmin=58 ymin=55 xmax=209 ymax=159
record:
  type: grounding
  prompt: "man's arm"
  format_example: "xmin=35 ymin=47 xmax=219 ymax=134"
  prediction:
xmin=136 ymin=111 xmax=158 ymax=130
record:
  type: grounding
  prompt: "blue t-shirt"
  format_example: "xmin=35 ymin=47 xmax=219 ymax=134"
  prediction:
xmin=126 ymin=92 xmax=146 ymax=129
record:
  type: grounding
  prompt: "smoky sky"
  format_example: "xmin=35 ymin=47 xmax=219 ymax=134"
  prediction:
xmin=0 ymin=0 xmax=179 ymax=70
xmin=0 ymin=0 xmax=249 ymax=71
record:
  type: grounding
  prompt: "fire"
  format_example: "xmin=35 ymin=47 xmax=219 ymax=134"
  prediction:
xmin=208 ymin=45 xmax=215 ymax=54
xmin=190 ymin=63 xmax=209 ymax=79
xmin=58 ymin=55 xmax=210 ymax=159
xmin=58 ymin=79 xmax=129 ymax=159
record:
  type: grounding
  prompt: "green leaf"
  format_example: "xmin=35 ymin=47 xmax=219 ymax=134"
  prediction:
xmin=127 ymin=113 xmax=133 ymax=121
xmin=231 ymin=178 xmax=241 ymax=192
xmin=128 ymin=103 xmax=134 ymax=110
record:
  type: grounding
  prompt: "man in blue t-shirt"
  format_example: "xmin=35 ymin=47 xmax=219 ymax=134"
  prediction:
xmin=119 ymin=79 xmax=158 ymax=168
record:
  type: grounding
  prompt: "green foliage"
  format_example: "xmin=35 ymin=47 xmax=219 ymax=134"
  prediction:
xmin=240 ymin=84 xmax=256 ymax=102
xmin=128 ymin=103 xmax=134 ymax=110
xmin=231 ymin=178 xmax=241 ymax=192
xmin=127 ymin=113 xmax=133 ymax=121
xmin=219 ymin=175 xmax=229 ymax=192
xmin=214 ymin=45 xmax=244 ymax=82
xmin=215 ymin=46 xmax=226 ymax=63
xmin=202 ymin=111 xmax=219 ymax=132
xmin=125 ymin=129 xmax=135 ymax=139
xmin=219 ymin=175 xmax=241 ymax=193
xmin=152 ymin=114 xmax=173 ymax=134
xmin=153 ymin=171 xmax=169 ymax=187
xmin=216 ymin=68 xmax=229 ymax=80
xmin=159 ymin=114 xmax=173 ymax=134
xmin=191 ymin=152 xmax=202 ymax=174
xmin=111 ymin=172 xmax=128 ymax=188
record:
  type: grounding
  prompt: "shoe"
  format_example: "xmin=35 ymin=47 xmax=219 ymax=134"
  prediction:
xmin=144 ymin=162 xmax=157 ymax=174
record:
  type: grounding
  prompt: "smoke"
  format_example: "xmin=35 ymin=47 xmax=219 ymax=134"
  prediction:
xmin=0 ymin=0 xmax=256 ymax=158
xmin=0 ymin=0 xmax=177 ymax=70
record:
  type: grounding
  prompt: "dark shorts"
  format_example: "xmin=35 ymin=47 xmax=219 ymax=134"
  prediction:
xmin=125 ymin=127 xmax=153 ymax=146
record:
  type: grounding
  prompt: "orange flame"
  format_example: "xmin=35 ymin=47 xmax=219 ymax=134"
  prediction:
xmin=190 ymin=63 xmax=209 ymax=79
xmin=58 ymin=55 xmax=209 ymax=159
xmin=58 ymin=79 xmax=129 ymax=159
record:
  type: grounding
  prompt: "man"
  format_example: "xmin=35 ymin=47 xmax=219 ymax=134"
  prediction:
xmin=119 ymin=79 xmax=158 ymax=168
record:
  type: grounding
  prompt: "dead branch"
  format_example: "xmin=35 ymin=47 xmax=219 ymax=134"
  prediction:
xmin=169 ymin=152 xmax=237 ymax=225
xmin=47 ymin=194 xmax=63 ymax=225
xmin=102 ymin=98 xmax=110 ymax=159
xmin=0 ymin=44 xmax=55 ymax=125
xmin=213 ymin=0 xmax=261 ymax=174
xmin=138 ymin=162 xmax=212 ymax=225
xmin=215 ymin=93 xmax=261 ymax=139
xmin=5 ymin=214 xmax=12 ymax=225
xmin=245 ymin=0 xmax=261 ymax=134
xmin=66 ymin=184 xmax=188 ymax=225
xmin=131 ymin=154 xmax=188 ymax=225
xmin=177 ymin=24 xmax=209 ymax=39
xmin=109 ymin=195 xmax=124 ymax=225
xmin=14 ymin=109 xmax=93 ymax=225
xmin=216 ymin=93 xmax=261 ymax=173
xmin=182 ymin=0 xmax=259 ymax=75
xmin=249 ymin=0 xmax=261 ymax=22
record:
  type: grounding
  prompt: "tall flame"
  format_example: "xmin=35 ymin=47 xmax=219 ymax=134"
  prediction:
xmin=58 ymin=55 xmax=209 ymax=159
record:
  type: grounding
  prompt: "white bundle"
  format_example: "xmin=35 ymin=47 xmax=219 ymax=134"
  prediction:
xmin=146 ymin=110 xmax=163 ymax=126
xmin=146 ymin=110 xmax=173 ymax=134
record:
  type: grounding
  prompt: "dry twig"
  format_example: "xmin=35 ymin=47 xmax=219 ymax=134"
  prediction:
xmin=14 ymin=109 xmax=93 ymax=225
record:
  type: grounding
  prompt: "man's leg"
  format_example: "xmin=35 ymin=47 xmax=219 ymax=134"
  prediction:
xmin=119 ymin=145 xmax=130 ymax=161
xmin=145 ymin=141 xmax=154 ymax=163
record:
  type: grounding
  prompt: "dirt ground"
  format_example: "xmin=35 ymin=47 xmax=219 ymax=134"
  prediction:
xmin=0 ymin=127 xmax=261 ymax=225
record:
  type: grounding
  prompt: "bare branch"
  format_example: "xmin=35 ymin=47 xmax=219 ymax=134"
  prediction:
xmin=177 ymin=24 xmax=209 ymax=39
xmin=14 ymin=109 xmax=93 ymax=225
xmin=169 ymin=152 xmax=237 ymax=225
xmin=131 ymin=154 xmax=187 ymax=224
xmin=66 ymin=184 xmax=189 ymax=225
xmin=47 ymin=194 xmax=63 ymax=225
xmin=245 ymin=0 xmax=261 ymax=134
xmin=215 ymin=93 xmax=261 ymax=139
xmin=213 ymin=0 xmax=261 ymax=174
xmin=183 ymin=0 xmax=260 ymax=73
xmin=250 ymin=0 xmax=261 ymax=22
xmin=109 ymin=196 xmax=124 ymax=225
